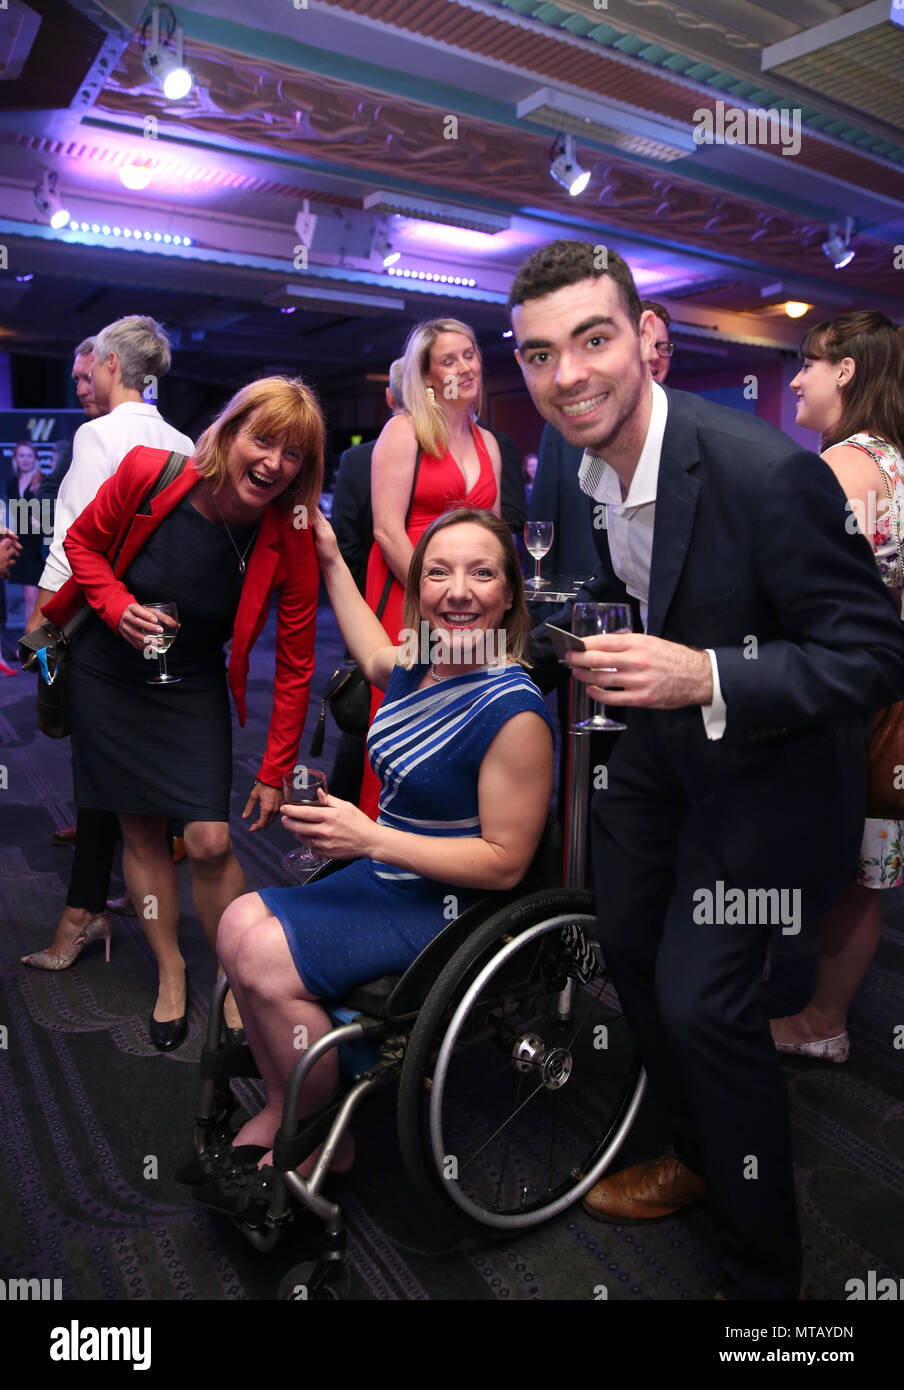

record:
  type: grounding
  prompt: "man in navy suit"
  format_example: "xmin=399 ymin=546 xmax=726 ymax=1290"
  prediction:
xmin=510 ymin=240 xmax=904 ymax=1300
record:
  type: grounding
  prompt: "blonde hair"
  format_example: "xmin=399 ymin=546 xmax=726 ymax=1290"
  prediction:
xmin=401 ymin=318 xmax=483 ymax=458
xmin=193 ymin=376 xmax=324 ymax=515
xmin=402 ymin=508 xmax=532 ymax=667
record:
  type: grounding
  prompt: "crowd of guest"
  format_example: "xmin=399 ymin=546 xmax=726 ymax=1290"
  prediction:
xmin=7 ymin=242 xmax=904 ymax=1301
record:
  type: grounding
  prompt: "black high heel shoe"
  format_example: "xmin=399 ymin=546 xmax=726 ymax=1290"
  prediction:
xmin=149 ymin=967 xmax=189 ymax=1052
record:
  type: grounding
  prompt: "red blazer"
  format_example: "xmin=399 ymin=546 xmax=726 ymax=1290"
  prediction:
xmin=44 ymin=445 xmax=318 ymax=788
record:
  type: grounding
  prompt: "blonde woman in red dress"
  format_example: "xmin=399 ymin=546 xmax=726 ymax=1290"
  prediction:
xmin=359 ymin=318 xmax=501 ymax=818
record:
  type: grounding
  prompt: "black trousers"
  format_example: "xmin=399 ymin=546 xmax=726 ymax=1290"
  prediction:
xmin=591 ymin=714 xmax=801 ymax=1300
xmin=66 ymin=807 xmax=118 ymax=913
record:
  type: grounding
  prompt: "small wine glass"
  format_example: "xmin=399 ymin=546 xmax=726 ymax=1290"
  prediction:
xmin=281 ymin=767 xmax=328 ymax=879
xmin=572 ymin=602 xmax=630 ymax=732
xmin=524 ymin=520 xmax=554 ymax=589
xmin=145 ymin=602 xmax=181 ymax=686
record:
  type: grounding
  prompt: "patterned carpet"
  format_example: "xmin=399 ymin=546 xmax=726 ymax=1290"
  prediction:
xmin=1 ymin=595 xmax=902 ymax=1304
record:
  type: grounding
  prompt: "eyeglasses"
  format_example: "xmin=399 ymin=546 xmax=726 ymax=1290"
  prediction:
xmin=655 ymin=342 xmax=675 ymax=358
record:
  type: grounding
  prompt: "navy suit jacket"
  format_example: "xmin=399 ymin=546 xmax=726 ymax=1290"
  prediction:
xmin=533 ymin=386 xmax=904 ymax=919
xmin=331 ymin=439 xmax=375 ymax=596
xmin=529 ymin=422 xmax=599 ymax=578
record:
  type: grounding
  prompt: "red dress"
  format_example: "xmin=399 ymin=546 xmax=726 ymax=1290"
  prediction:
xmin=359 ymin=422 xmax=498 ymax=818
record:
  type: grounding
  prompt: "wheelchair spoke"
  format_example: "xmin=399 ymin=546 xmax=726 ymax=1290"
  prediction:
xmin=458 ymin=1075 xmax=547 ymax=1176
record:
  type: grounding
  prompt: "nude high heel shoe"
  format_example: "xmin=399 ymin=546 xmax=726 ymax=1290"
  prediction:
xmin=21 ymin=912 xmax=112 ymax=971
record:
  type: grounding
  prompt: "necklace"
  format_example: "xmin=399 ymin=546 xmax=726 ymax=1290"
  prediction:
xmin=210 ymin=491 xmax=259 ymax=574
xmin=429 ymin=658 xmax=507 ymax=683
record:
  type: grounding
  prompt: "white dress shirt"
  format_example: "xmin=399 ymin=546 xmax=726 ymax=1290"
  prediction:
xmin=41 ymin=402 xmax=195 ymax=591
xmin=577 ymin=381 xmax=727 ymax=739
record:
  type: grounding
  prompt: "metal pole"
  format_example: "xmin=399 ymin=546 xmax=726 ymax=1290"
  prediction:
xmin=563 ymin=676 xmax=591 ymax=891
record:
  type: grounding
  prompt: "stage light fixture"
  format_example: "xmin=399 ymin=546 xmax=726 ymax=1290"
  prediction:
xmin=549 ymin=133 xmax=590 ymax=197
xmin=374 ymin=229 xmax=400 ymax=268
xmin=34 ymin=170 xmax=70 ymax=229
xmin=784 ymin=301 xmax=810 ymax=318
xmin=822 ymin=218 xmax=855 ymax=269
xmin=141 ymin=4 xmax=194 ymax=101
xmin=120 ymin=161 xmax=153 ymax=191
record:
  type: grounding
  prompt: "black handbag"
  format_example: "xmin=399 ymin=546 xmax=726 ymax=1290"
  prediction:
xmin=309 ymin=447 xmax=422 ymax=757
xmin=18 ymin=450 xmax=189 ymax=738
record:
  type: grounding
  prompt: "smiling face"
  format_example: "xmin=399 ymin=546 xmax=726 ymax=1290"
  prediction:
xmin=424 ymin=331 xmax=481 ymax=409
xmin=789 ymin=355 xmax=847 ymax=435
xmin=221 ymin=409 xmax=305 ymax=514
xmin=513 ymin=276 xmax=656 ymax=461
xmin=419 ymin=522 xmax=512 ymax=666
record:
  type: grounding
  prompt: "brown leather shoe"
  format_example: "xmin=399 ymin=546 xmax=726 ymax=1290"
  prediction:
xmin=52 ymin=824 xmax=77 ymax=846
xmin=171 ymin=836 xmax=186 ymax=864
xmin=582 ymin=1151 xmax=705 ymax=1224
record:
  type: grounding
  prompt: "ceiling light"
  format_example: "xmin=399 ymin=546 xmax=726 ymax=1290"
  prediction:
xmin=141 ymin=4 xmax=193 ymax=101
xmin=374 ymin=229 xmax=400 ymax=268
xmin=519 ymin=87 xmax=696 ymax=164
xmin=119 ymin=161 xmax=153 ymax=191
xmin=784 ymin=301 xmax=810 ymax=318
xmin=549 ymin=134 xmax=590 ymax=197
xmin=362 ymin=191 xmax=510 ymax=236
xmin=822 ymin=217 xmax=855 ymax=270
xmin=34 ymin=170 xmax=69 ymax=229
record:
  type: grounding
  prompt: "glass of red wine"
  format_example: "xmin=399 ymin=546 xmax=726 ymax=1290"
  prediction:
xmin=281 ymin=766 xmax=328 ymax=879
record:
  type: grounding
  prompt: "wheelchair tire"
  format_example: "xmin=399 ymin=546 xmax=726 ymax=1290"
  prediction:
xmin=397 ymin=889 xmax=645 ymax=1233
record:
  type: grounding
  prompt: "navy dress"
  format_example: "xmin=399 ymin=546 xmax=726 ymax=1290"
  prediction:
xmin=69 ymin=496 xmax=257 ymax=822
xmin=258 ymin=661 xmax=553 ymax=998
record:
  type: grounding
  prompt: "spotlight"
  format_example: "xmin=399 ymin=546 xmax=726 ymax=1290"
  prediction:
xmin=34 ymin=170 xmax=70 ymax=229
xmin=141 ymin=4 xmax=193 ymax=101
xmin=784 ymin=301 xmax=810 ymax=319
xmin=822 ymin=217 xmax=855 ymax=269
xmin=549 ymin=133 xmax=590 ymax=197
xmin=374 ymin=229 xmax=400 ymax=268
xmin=119 ymin=161 xmax=153 ymax=191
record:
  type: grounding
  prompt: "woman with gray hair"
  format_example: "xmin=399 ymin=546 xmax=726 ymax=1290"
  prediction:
xmin=359 ymin=317 xmax=502 ymax=818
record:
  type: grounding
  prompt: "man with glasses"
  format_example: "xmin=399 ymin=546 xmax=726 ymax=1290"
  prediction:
xmin=641 ymin=300 xmax=674 ymax=384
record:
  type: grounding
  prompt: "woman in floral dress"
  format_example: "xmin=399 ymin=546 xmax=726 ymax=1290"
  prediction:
xmin=771 ymin=311 xmax=904 ymax=1061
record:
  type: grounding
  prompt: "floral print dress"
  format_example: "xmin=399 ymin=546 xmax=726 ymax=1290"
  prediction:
xmin=843 ymin=433 xmax=904 ymax=888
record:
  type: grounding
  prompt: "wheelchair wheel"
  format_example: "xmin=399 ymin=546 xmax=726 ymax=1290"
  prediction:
xmin=397 ymin=889 xmax=645 ymax=1232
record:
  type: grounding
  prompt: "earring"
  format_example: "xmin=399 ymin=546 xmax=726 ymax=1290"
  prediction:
xmin=836 ymin=381 xmax=843 ymax=389
xmin=425 ymin=385 xmax=435 ymax=403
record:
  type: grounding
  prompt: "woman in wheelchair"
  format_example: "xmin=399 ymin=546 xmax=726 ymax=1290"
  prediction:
xmin=197 ymin=507 xmax=554 ymax=1216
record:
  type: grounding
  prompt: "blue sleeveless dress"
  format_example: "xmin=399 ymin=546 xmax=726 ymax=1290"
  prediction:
xmin=258 ymin=662 xmax=553 ymax=998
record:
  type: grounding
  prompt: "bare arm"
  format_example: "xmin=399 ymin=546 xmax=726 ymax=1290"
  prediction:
xmin=822 ymin=443 xmax=896 ymax=540
xmin=478 ymin=426 xmax=503 ymax=518
xmin=371 ymin=413 xmax=420 ymax=586
xmin=282 ymin=708 xmax=553 ymax=890
xmin=312 ymin=510 xmax=397 ymax=690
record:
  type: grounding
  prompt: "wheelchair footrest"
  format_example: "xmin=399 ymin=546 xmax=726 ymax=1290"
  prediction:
xmin=200 ymin=1043 xmax=261 ymax=1080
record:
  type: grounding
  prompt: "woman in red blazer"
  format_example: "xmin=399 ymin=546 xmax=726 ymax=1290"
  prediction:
xmin=41 ymin=376 xmax=322 ymax=1050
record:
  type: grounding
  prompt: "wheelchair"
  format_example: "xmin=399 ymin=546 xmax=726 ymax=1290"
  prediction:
xmin=192 ymin=859 xmax=646 ymax=1300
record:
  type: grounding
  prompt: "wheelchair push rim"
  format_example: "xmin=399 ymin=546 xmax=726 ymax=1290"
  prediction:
xmin=399 ymin=892 xmax=645 ymax=1233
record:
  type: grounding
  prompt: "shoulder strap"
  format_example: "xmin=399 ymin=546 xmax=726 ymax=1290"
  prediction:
xmin=375 ymin=446 xmax=422 ymax=622
xmin=112 ymin=450 xmax=189 ymax=568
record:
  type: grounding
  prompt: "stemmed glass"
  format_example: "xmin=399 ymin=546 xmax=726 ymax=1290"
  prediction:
xmin=572 ymin=602 xmax=631 ymax=732
xmin=281 ymin=767 xmax=328 ymax=879
xmin=145 ymin=602 xmax=180 ymax=686
xmin=524 ymin=521 xmax=554 ymax=588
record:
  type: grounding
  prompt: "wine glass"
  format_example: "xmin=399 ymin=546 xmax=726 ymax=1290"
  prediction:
xmin=572 ymin=602 xmax=631 ymax=732
xmin=524 ymin=521 xmax=554 ymax=589
xmin=281 ymin=767 xmax=329 ymax=879
xmin=145 ymin=602 xmax=181 ymax=686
